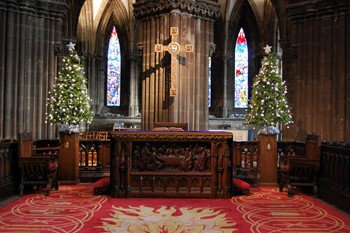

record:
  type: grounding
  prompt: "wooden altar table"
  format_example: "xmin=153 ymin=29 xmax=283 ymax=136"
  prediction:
xmin=110 ymin=131 xmax=233 ymax=198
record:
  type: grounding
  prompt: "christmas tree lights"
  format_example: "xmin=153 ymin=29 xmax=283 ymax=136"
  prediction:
xmin=244 ymin=45 xmax=292 ymax=134
xmin=46 ymin=42 xmax=93 ymax=129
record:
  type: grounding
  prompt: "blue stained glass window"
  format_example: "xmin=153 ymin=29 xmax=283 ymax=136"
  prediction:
xmin=107 ymin=26 xmax=121 ymax=106
xmin=234 ymin=28 xmax=248 ymax=108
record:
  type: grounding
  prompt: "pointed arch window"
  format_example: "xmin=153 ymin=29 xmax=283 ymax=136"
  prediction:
xmin=234 ymin=28 xmax=248 ymax=108
xmin=106 ymin=26 xmax=121 ymax=106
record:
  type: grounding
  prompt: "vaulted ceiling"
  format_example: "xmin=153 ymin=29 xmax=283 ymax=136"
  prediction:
xmin=74 ymin=0 xmax=280 ymax=54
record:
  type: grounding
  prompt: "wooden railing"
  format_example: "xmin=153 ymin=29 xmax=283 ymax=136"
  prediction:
xmin=233 ymin=141 xmax=258 ymax=184
xmin=318 ymin=142 xmax=350 ymax=212
xmin=0 ymin=141 xmax=18 ymax=199
xmin=277 ymin=141 xmax=306 ymax=167
xmin=33 ymin=139 xmax=60 ymax=155
xmin=319 ymin=142 xmax=350 ymax=190
xmin=232 ymin=140 xmax=308 ymax=184
xmin=2 ymin=133 xmax=349 ymax=211
xmin=78 ymin=132 xmax=110 ymax=181
xmin=277 ymin=141 xmax=306 ymax=158
xmin=233 ymin=138 xmax=341 ymax=199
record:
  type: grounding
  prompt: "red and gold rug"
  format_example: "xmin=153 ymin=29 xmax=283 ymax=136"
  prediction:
xmin=232 ymin=186 xmax=350 ymax=233
xmin=90 ymin=198 xmax=240 ymax=232
xmin=0 ymin=185 xmax=107 ymax=232
xmin=0 ymin=185 xmax=349 ymax=232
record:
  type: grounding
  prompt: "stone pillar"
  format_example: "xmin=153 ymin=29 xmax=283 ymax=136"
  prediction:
xmin=0 ymin=0 xmax=68 ymax=140
xmin=284 ymin=0 xmax=350 ymax=141
xmin=81 ymin=52 xmax=102 ymax=115
xmin=3 ymin=4 xmax=16 ymax=138
xmin=134 ymin=0 xmax=220 ymax=130
xmin=128 ymin=53 xmax=142 ymax=117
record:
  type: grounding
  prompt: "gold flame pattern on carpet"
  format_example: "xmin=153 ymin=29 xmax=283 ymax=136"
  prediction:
xmin=97 ymin=205 xmax=236 ymax=233
xmin=1 ymin=185 xmax=350 ymax=233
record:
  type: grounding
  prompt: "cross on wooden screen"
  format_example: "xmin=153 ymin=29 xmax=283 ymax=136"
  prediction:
xmin=155 ymin=27 xmax=194 ymax=96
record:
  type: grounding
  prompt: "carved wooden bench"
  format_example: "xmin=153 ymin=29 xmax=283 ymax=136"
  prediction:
xmin=19 ymin=155 xmax=59 ymax=196
xmin=279 ymin=158 xmax=319 ymax=197
xmin=18 ymin=132 xmax=59 ymax=196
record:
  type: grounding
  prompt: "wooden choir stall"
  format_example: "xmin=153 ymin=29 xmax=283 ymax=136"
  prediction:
xmin=110 ymin=131 xmax=233 ymax=198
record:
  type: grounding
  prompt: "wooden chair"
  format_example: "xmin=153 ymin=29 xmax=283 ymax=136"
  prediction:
xmin=279 ymin=158 xmax=319 ymax=197
xmin=18 ymin=132 xmax=59 ymax=196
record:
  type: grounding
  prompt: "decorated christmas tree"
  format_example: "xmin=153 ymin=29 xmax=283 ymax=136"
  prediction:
xmin=46 ymin=42 xmax=93 ymax=132
xmin=244 ymin=45 xmax=292 ymax=134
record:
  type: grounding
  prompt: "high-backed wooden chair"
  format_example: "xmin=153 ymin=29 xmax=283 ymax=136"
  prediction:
xmin=279 ymin=134 xmax=320 ymax=197
xmin=279 ymin=158 xmax=319 ymax=197
xmin=18 ymin=132 xmax=59 ymax=196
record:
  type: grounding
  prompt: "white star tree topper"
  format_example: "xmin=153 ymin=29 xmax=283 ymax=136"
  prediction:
xmin=263 ymin=44 xmax=272 ymax=54
xmin=67 ymin=41 xmax=76 ymax=51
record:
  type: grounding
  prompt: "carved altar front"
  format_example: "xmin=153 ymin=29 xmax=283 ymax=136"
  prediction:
xmin=110 ymin=131 xmax=233 ymax=198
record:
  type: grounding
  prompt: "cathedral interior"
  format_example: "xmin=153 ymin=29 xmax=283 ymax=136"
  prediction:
xmin=0 ymin=0 xmax=349 ymax=142
xmin=0 ymin=0 xmax=350 ymax=215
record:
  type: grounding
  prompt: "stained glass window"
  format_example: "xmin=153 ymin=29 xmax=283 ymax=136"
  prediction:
xmin=234 ymin=28 xmax=248 ymax=108
xmin=106 ymin=26 xmax=121 ymax=106
xmin=208 ymin=56 xmax=212 ymax=107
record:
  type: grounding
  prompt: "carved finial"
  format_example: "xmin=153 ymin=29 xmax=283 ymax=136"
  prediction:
xmin=209 ymin=43 xmax=216 ymax=57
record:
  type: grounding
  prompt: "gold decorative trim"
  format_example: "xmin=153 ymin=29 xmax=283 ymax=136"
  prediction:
xmin=111 ymin=131 xmax=233 ymax=141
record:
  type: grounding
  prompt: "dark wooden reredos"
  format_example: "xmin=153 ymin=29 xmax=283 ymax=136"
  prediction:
xmin=110 ymin=131 xmax=233 ymax=198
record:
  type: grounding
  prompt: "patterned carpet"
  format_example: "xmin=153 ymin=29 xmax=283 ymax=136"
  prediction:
xmin=0 ymin=185 xmax=349 ymax=232
xmin=232 ymin=186 xmax=350 ymax=232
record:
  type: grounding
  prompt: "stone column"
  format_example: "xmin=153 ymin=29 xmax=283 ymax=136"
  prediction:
xmin=134 ymin=0 xmax=220 ymax=130
xmin=0 ymin=0 xmax=68 ymax=140
xmin=81 ymin=52 xmax=102 ymax=115
xmin=128 ymin=52 xmax=142 ymax=117
xmin=284 ymin=0 xmax=350 ymax=141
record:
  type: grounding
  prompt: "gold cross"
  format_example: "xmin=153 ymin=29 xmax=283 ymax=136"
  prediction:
xmin=155 ymin=27 xmax=194 ymax=96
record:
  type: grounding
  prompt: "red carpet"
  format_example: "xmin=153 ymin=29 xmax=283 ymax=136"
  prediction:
xmin=0 ymin=185 xmax=349 ymax=232
xmin=0 ymin=185 xmax=107 ymax=232
xmin=232 ymin=186 xmax=350 ymax=233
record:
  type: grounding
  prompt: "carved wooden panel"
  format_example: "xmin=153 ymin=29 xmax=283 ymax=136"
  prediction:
xmin=110 ymin=131 xmax=233 ymax=198
xmin=233 ymin=141 xmax=259 ymax=185
xmin=0 ymin=141 xmax=18 ymax=199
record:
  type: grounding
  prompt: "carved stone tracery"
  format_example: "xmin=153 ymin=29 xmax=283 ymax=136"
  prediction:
xmin=286 ymin=0 xmax=350 ymax=21
xmin=133 ymin=0 xmax=220 ymax=20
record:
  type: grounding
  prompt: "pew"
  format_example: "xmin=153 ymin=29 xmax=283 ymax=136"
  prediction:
xmin=318 ymin=142 xmax=350 ymax=212
xmin=18 ymin=132 xmax=59 ymax=196
xmin=279 ymin=158 xmax=319 ymax=197
xmin=278 ymin=134 xmax=320 ymax=197
xmin=18 ymin=156 xmax=59 ymax=196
